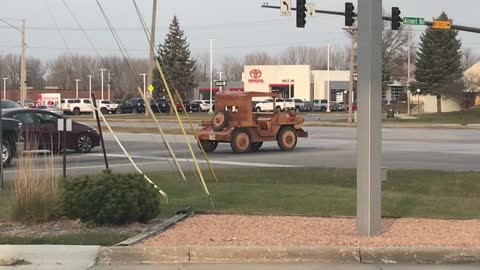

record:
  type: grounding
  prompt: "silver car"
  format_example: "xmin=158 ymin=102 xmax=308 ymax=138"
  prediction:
xmin=37 ymin=105 xmax=64 ymax=116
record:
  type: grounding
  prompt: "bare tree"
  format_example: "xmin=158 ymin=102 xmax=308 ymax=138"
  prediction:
xmin=193 ymin=52 xmax=210 ymax=82
xmin=462 ymin=48 xmax=480 ymax=71
xmin=221 ymin=56 xmax=243 ymax=81
xmin=244 ymin=51 xmax=274 ymax=65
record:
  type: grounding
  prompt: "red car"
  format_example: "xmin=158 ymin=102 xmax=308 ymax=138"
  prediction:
xmin=2 ymin=109 xmax=100 ymax=153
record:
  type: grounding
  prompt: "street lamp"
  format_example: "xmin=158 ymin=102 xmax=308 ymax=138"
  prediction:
xmin=87 ymin=75 xmax=93 ymax=100
xmin=98 ymin=68 xmax=107 ymax=100
xmin=209 ymin=39 xmax=214 ymax=114
xmin=75 ymin=79 xmax=81 ymax=99
xmin=2 ymin=78 xmax=8 ymax=100
xmin=324 ymin=44 xmax=332 ymax=112
xmin=416 ymin=89 xmax=421 ymax=114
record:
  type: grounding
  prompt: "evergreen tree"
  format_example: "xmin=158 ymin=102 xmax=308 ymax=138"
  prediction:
xmin=412 ymin=12 xmax=464 ymax=112
xmin=153 ymin=16 xmax=196 ymax=100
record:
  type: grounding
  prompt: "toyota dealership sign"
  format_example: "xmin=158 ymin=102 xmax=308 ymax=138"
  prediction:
xmin=248 ymin=69 xmax=264 ymax=83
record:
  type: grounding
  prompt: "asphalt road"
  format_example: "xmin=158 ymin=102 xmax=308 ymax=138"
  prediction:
xmin=4 ymin=126 xmax=480 ymax=178
xmin=91 ymin=263 xmax=480 ymax=270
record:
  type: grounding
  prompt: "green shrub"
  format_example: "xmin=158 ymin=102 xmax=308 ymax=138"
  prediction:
xmin=63 ymin=172 xmax=161 ymax=225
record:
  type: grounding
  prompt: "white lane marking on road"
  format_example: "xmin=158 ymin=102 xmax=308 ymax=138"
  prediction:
xmin=3 ymin=161 xmax=170 ymax=173
xmin=86 ymin=153 xmax=300 ymax=168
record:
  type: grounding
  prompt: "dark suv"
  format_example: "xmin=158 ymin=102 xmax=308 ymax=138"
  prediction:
xmin=117 ymin=98 xmax=145 ymax=114
xmin=154 ymin=99 xmax=170 ymax=113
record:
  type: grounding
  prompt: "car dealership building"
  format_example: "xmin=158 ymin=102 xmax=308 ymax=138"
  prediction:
xmin=193 ymin=65 xmax=350 ymax=103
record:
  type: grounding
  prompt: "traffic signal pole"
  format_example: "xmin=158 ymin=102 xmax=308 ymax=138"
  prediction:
xmin=261 ymin=4 xmax=480 ymax=34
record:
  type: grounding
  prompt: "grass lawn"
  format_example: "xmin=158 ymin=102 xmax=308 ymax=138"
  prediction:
xmin=1 ymin=167 xmax=480 ymax=245
xmin=150 ymin=168 xmax=480 ymax=220
xmin=389 ymin=107 xmax=480 ymax=124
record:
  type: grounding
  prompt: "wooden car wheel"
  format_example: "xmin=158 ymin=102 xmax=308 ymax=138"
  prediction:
xmin=277 ymin=126 xmax=297 ymax=151
xmin=230 ymin=128 xmax=252 ymax=154
xmin=199 ymin=140 xmax=218 ymax=153
xmin=212 ymin=111 xmax=228 ymax=131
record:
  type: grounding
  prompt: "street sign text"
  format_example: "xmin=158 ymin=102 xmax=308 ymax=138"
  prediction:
xmin=402 ymin=17 xmax=425 ymax=25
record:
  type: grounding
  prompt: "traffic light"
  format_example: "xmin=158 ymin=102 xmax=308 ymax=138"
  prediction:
xmin=296 ymin=0 xmax=306 ymax=28
xmin=391 ymin=7 xmax=401 ymax=30
xmin=345 ymin=2 xmax=355 ymax=27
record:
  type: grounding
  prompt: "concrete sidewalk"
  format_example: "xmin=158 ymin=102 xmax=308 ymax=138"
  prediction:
xmin=0 ymin=245 xmax=99 ymax=270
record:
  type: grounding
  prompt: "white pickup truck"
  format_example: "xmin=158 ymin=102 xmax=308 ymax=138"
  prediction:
xmin=61 ymin=99 xmax=93 ymax=115
xmin=96 ymin=99 xmax=118 ymax=114
xmin=254 ymin=98 xmax=295 ymax=112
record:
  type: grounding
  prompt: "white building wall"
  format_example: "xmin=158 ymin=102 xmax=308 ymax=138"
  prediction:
xmin=311 ymin=70 xmax=350 ymax=100
xmin=242 ymin=65 xmax=311 ymax=100
xmin=417 ymin=95 xmax=461 ymax=113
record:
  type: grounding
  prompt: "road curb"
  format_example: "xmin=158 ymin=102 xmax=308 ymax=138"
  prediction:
xmin=304 ymin=122 xmax=480 ymax=129
xmin=115 ymin=207 xmax=194 ymax=246
xmin=96 ymin=246 xmax=480 ymax=265
xmin=97 ymin=246 xmax=360 ymax=264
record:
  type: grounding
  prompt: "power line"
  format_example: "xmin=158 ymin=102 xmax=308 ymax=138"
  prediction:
xmin=61 ymin=0 xmax=101 ymax=57
xmin=45 ymin=0 xmax=71 ymax=53
xmin=0 ymin=18 xmax=22 ymax=32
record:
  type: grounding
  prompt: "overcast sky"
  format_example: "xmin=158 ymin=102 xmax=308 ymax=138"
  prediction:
xmin=2 ymin=0 xmax=480 ymax=65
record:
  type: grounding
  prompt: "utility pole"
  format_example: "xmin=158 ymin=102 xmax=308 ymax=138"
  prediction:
xmin=407 ymin=30 xmax=412 ymax=115
xmin=2 ymin=78 xmax=7 ymax=100
xmin=140 ymin=73 xmax=147 ymax=98
xmin=107 ymin=70 xmax=111 ymax=100
xmin=20 ymin=18 xmax=26 ymax=107
xmin=87 ymin=75 xmax=93 ymax=100
xmin=98 ymin=68 xmax=107 ymax=100
xmin=146 ymin=0 xmax=158 ymax=115
xmin=75 ymin=79 xmax=81 ymax=99
xmin=345 ymin=27 xmax=356 ymax=123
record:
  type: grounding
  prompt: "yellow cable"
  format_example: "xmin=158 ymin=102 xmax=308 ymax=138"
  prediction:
xmin=154 ymin=59 xmax=212 ymax=199
xmin=137 ymin=87 xmax=187 ymax=182
xmin=174 ymin=91 xmax=219 ymax=183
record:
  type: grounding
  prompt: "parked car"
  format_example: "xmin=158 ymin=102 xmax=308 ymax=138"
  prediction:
xmin=23 ymin=99 xmax=36 ymax=108
xmin=0 ymin=117 xmax=22 ymax=167
xmin=313 ymin=99 xmax=328 ymax=112
xmin=190 ymin=100 xmax=210 ymax=112
xmin=255 ymin=98 xmax=295 ymax=112
xmin=37 ymin=105 xmax=64 ymax=116
xmin=117 ymin=98 xmax=145 ymax=114
xmin=61 ymin=99 xmax=93 ymax=115
xmin=287 ymin=98 xmax=314 ymax=112
xmin=96 ymin=99 xmax=118 ymax=114
xmin=330 ymin=101 xmax=347 ymax=112
xmin=175 ymin=100 xmax=192 ymax=112
xmin=252 ymin=101 xmax=262 ymax=112
xmin=153 ymin=99 xmax=170 ymax=113
xmin=1 ymin=100 xmax=23 ymax=110
xmin=2 ymin=109 xmax=100 ymax=153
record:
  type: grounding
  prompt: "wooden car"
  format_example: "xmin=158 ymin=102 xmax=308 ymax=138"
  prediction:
xmin=198 ymin=91 xmax=308 ymax=153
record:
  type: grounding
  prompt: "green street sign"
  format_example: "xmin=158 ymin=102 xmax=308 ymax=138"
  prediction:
xmin=403 ymin=17 xmax=425 ymax=25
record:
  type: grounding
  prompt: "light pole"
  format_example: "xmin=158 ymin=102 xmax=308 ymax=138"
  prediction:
xmin=75 ymin=79 xmax=81 ymax=99
xmin=140 ymin=73 xmax=147 ymax=98
xmin=107 ymin=70 xmax=111 ymax=100
xmin=209 ymin=39 xmax=214 ymax=114
xmin=98 ymin=68 xmax=107 ymax=100
xmin=416 ymin=89 xmax=421 ymax=114
xmin=325 ymin=44 xmax=332 ymax=112
xmin=87 ymin=75 xmax=93 ymax=100
xmin=2 ymin=78 xmax=7 ymax=100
